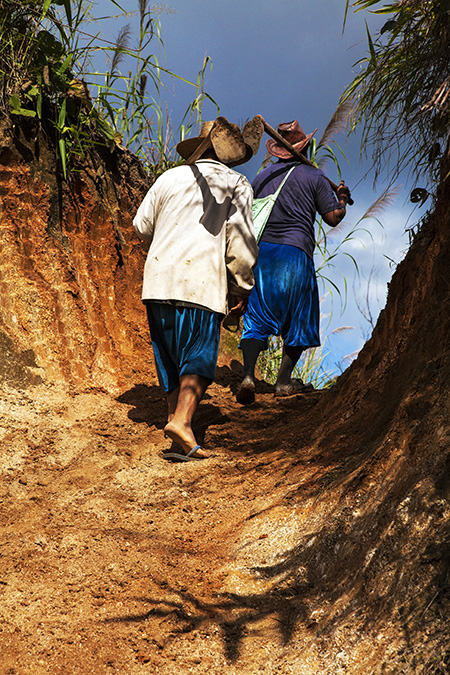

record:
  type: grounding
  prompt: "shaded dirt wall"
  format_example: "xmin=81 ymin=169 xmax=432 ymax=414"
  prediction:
xmin=245 ymin=149 xmax=450 ymax=668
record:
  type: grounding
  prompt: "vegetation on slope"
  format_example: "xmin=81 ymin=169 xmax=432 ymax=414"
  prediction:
xmin=0 ymin=0 xmax=213 ymax=178
xmin=344 ymin=0 xmax=450 ymax=195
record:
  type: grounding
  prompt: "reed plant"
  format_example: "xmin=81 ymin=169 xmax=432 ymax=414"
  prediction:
xmin=0 ymin=0 xmax=217 ymax=178
xmin=343 ymin=0 xmax=450 ymax=191
xmin=304 ymin=101 xmax=396 ymax=327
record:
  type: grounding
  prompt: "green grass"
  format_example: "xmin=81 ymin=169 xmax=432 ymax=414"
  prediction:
xmin=0 ymin=0 xmax=218 ymax=178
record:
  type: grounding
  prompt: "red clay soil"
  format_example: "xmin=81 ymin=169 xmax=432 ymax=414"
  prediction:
xmin=0 ymin=120 xmax=449 ymax=674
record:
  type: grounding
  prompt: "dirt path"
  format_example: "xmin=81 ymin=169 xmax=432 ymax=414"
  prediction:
xmin=1 ymin=361 xmax=449 ymax=674
xmin=0 ymin=366 xmax=325 ymax=674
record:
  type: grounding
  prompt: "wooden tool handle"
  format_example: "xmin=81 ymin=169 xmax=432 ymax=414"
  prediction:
xmin=184 ymin=134 xmax=213 ymax=165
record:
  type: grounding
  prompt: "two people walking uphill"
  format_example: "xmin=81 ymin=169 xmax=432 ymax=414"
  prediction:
xmin=133 ymin=116 xmax=351 ymax=462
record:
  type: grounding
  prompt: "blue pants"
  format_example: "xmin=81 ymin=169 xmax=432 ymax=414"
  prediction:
xmin=241 ymin=241 xmax=320 ymax=350
xmin=145 ymin=302 xmax=221 ymax=393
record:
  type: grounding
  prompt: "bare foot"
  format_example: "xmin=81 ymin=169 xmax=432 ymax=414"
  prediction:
xmin=164 ymin=421 xmax=213 ymax=459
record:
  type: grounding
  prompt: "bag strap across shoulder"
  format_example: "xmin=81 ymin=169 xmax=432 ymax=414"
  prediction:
xmin=254 ymin=163 xmax=299 ymax=198
xmin=251 ymin=165 xmax=298 ymax=243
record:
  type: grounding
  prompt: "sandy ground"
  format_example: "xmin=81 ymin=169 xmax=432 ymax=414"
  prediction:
xmin=1 ymin=356 xmax=449 ymax=675
xmin=0 ymin=348 xmax=449 ymax=675
xmin=0 ymin=365 xmax=327 ymax=674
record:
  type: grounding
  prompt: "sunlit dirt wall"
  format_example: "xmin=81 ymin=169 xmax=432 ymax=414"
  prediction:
xmin=0 ymin=119 xmax=156 ymax=394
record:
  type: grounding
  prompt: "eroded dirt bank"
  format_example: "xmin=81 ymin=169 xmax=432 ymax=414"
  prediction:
xmin=0 ymin=122 xmax=449 ymax=673
xmin=0 ymin=118 xmax=154 ymax=394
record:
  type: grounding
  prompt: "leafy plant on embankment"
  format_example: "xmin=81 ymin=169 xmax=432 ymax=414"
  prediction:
xmin=0 ymin=0 xmax=217 ymax=179
xmin=343 ymin=0 xmax=450 ymax=194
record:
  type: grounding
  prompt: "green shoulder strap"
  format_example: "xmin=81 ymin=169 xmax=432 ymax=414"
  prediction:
xmin=251 ymin=165 xmax=297 ymax=243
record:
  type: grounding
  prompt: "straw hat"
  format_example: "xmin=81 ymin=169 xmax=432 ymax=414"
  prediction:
xmin=177 ymin=116 xmax=263 ymax=167
xmin=266 ymin=120 xmax=317 ymax=159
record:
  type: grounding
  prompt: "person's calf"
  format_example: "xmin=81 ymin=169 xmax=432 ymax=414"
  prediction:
xmin=275 ymin=344 xmax=303 ymax=386
xmin=237 ymin=338 xmax=265 ymax=404
xmin=166 ymin=386 xmax=179 ymax=424
xmin=240 ymin=338 xmax=265 ymax=379
xmin=164 ymin=374 xmax=209 ymax=455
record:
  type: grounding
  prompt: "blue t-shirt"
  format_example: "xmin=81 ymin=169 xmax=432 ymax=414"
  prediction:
xmin=252 ymin=160 xmax=339 ymax=259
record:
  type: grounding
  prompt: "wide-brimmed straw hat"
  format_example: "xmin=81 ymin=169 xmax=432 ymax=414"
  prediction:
xmin=176 ymin=116 xmax=263 ymax=167
xmin=266 ymin=120 xmax=317 ymax=159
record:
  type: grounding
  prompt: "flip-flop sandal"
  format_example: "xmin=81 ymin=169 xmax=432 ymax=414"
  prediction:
xmin=163 ymin=445 xmax=207 ymax=462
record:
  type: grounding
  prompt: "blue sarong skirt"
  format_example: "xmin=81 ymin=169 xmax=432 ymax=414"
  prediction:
xmin=145 ymin=302 xmax=221 ymax=393
xmin=241 ymin=241 xmax=320 ymax=350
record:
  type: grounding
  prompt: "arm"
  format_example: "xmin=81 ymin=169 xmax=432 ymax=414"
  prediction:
xmin=133 ymin=186 xmax=157 ymax=243
xmin=322 ymin=181 xmax=351 ymax=228
xmin=225 ymin=176 xmax=258 ymax=308
xmin=227 ymin=296 xmax=248 ymax=317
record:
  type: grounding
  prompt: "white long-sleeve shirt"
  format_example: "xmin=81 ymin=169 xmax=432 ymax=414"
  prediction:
xmin=133 ymin=159 xmax=258 ymax=315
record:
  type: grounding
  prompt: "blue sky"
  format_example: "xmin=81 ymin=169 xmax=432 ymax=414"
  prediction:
xmin=91 ymin=0 xmax=425 ymax=377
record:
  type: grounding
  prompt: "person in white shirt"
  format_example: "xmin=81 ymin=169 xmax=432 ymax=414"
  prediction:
xmin=133 ymin=117 xmax=260 ymax=462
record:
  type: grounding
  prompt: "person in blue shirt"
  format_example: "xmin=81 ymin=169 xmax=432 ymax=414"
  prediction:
xmin=237 ymin=120 xmax=351 ymax=404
